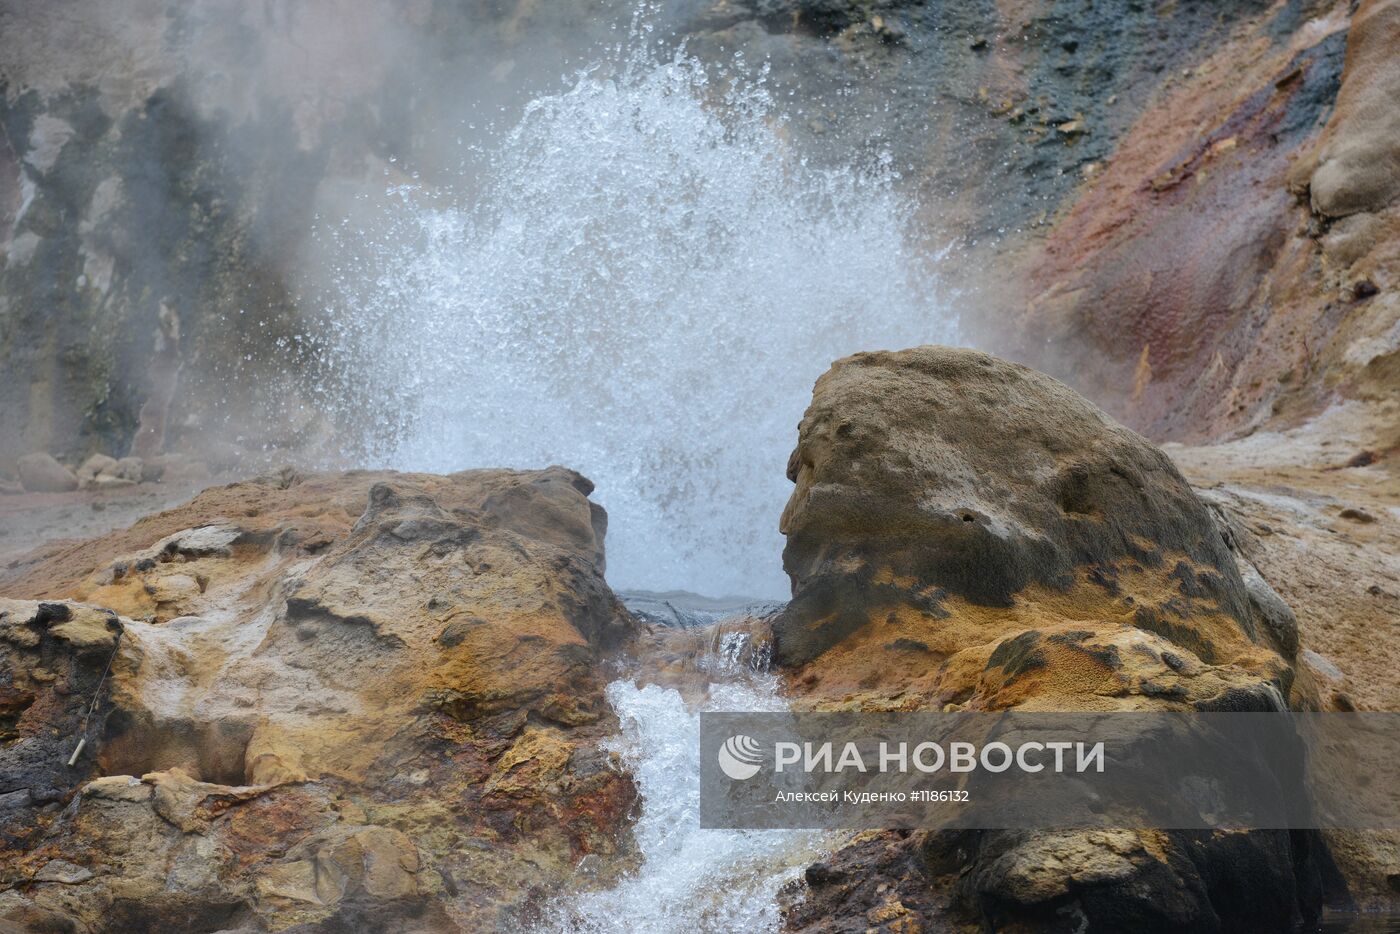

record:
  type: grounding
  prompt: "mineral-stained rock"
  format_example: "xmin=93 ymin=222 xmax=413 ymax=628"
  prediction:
xmin=16 ymin=453 xmax=78 ymax=493
xmin=0 ymin=467 xmax=639 ymax=932
xmin=775 ymin=347 xmax=1347 ymax=932
xmin=775 ymin=346 xmax=1291 ymax=692
xmin=1005 ymin=0 xmax=1400 ymax=455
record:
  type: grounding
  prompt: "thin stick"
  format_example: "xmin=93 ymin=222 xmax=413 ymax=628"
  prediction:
xmin=66 ymin=623 xmax=123 ymax=767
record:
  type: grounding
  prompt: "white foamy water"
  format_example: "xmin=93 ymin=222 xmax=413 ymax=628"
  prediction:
xmin=541 ymin=665 xmax=829 ymax=933
xmin=320 ymin=34 xmax=955 ymax=597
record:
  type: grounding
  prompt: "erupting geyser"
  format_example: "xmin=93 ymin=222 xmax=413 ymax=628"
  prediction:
xmin=320 ymin=40 xmax=955 ymax=597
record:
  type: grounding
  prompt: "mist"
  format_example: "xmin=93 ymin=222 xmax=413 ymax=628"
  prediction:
xmin=1 ymin=0 xmax=964 ymax=596
xmin=310 ymin=33 xmax=955 ymax=596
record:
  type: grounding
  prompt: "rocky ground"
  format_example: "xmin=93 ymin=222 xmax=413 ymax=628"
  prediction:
xmin=2 ymin=0 xmax=1399 ymax=930
xmin=1 ymin=467 xmax=638 ymax=932
xmin=1170 ymin=405 xmax=1400 ymax=714
xmin=0 ymin=477 xmax=221 ymax=572
xmin=0 ymin=347 xmax=1394 ymax=932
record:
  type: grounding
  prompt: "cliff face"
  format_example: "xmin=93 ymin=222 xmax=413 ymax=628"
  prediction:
xmin=1006 ymin=0 xmax=1400 ymax=450
xmin=0 ymin=1 xmax=642 ymax=472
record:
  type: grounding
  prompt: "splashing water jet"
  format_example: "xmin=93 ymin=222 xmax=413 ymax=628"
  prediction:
xmin=321 ymin=40 xmax=955 ymax=597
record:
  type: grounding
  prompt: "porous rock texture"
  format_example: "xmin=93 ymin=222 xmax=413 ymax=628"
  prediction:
xmin=0 ymin=467 xmax=637 ymax=933
xmin=775 ymin=347 xmax=1295 ymax=698
xmin=775 ymin=347 xmax=1347 ymax=933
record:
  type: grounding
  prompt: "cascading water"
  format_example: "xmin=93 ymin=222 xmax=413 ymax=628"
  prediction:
xmin=541 ymin=639 xmax=831 ymax=934
xmin=319 ymin=30 xmax=956 ymax=598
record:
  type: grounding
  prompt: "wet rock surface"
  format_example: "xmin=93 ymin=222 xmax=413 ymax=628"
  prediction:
xmin=0 ymin=467 xmax=639 ymax=933
xmin=621 ymin=590 xmax=785 ymax=630
xmin=774 ymin=346 xmax=1350 ymax=932
xmin=0 ymin=358 xmax=1392 ymax=931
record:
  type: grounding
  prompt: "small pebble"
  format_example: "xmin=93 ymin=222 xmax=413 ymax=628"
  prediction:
xmin=1339 ymin=507 xmax=1376 ymax=524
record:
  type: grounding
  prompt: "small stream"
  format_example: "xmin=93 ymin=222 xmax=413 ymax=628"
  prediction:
xmin=540 ymin=616 xmax=830 ymax=933
xmin=534 ymin=595 xmax=1400 ymax=934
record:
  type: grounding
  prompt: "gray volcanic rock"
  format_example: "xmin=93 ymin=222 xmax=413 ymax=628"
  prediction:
xmin=16 ymin=453 xmax=78 ymax=493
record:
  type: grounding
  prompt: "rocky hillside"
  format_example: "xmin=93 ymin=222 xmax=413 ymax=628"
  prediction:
xmin=1004 ymin=0 xmax=1400 ymax=452
xmin=3 ymin=0 xmax=1396 ymax=472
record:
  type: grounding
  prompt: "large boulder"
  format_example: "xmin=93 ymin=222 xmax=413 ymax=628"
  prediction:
xmin=16 ymin=453 xmax=78 ymax=493
xmin=775 ymin=347 xmax=1346 ymax=932
xmin=0 ymin=467 xmax=638 ymax=932
xmin=1302 ymin=0 xmax=1400 ymax=218
xmin=776 ymin=345 xmax=1292 ymax=700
